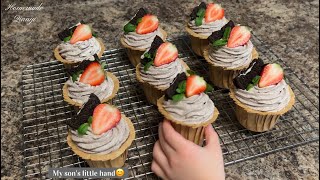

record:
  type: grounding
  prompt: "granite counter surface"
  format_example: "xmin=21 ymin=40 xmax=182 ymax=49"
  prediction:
xmin=1 ymin=0 xmax=319 ymax=179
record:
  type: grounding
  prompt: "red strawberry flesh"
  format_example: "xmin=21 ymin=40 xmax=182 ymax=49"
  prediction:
xmin=154 ymin=42 xmax=178 ymax=67
xmin=79 ymin=62 xmax=105 ymax=86
xmin=136 ymin=14 xmax=159 ymax=34
xmin=205 ymin=3 xmax=225 ymax=23
xmin=186 ymin=75 xmax=207 ymax=97
xmin=258 ymin=63 xmax=284 ymax=88
xmin=70 ymin=24 xmax=92 ymax=44
xmin=91 ymin=104 xmax=121 ymax=135
xmin=227 ymin=26 xmax=251 ymax=48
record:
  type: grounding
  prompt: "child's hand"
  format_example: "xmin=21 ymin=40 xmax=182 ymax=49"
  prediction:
xmin=151 ymin=120 xmax=225 ymax=180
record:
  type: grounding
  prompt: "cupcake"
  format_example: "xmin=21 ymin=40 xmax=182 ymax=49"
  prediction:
xmin=120 ymin=8 xmax=167 ymax=66
xmin=67 ymin=94 xmax=135 ymax=168
xmin=186 ymin=2 xmax=228 ymax=56
xmin=54 ymin=22 xmax=105 ymax=69
xmin=157 ymin=72 xmax=219 ymax=145
xmin=136 ymin=36 xmax=189 ymax=105
xmin=203 ymin=20 xmax=259 ymax=89
xmin=229 ymin=59 xmax=295 ymax=132
xmin=62 ymin=56 xmax=119 ymax=107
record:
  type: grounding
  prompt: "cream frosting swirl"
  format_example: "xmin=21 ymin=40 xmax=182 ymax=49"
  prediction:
xmin=71 ymin=117 xmax=129 ymax=154
xmin=162 ymin=93 xmax=215 ymax=124
xmin=57 ymin=37 xmax=101 ymax=63
xmin=140 ymin=59 xmax=186 ymax=89
xmin=123 ymin=28 xmax=165 ymax=49
xmin=66 ymin=75 xmax=114 ymax=104
xmin=188 ymin=17 xmax=228 ymax=37
xmin=208 ymin=40 xmax=254 ymax=68
xmin=235 ymin=80 xmax=291 ymax=112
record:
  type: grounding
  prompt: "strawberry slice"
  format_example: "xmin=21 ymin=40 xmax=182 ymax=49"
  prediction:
xmin=258 ymin=63 xmax=284 ymax=88
xmin=186 ymin=75 xmax=207 ymax=97
xmin=154 ymin=42 xmax=178 ymax=67
xmin=70 ymin=24 xmax=92 ymax=44
xmin=79 ymin=62 xmax=105 ymax=86
xmin=227 ymin=26 xmax=251 ymax=48
xmin=205 ymin=3 xmax=225 ymax=23
xmin=136 ymin=14 xmax=159 ymax=34
xmin=91 ymin=104 xmax=121 ymax=135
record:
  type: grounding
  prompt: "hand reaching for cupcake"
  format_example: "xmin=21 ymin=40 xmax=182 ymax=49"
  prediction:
xmin=151 ymin=120 xmax=225 ymax=180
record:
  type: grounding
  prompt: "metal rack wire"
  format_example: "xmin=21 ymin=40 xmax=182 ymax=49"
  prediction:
xmin=21 ymin=34 xmax=319 ymax=179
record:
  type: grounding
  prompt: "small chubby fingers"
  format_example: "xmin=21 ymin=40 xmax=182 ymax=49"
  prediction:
xmin=204 ymin=124 xmax=220 ymax=150
xmin=161 ymin=120 xmax=191 ymax=151
xmin=152 ymin=141 xmax=170 ymax=172
xmin=158 ymin=122 xmax=176 ymax=157
xmin=151 ymin=160 xmax=169 ymax=180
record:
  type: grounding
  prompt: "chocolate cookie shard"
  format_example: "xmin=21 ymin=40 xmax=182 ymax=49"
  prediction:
xmin=165 ymin=73 xmax=188 ymax=99
xmin=141 ymin=35 xmax=164 ymax=65
xmin=66 ymin=58 xmax=99 ymax=76
xmin=67 ymin=93 xmax=101 ymax=130
xmin=129 ymin=8 xmax=148 ymax=25
xmin=208 ymin=20 xmax=235 ymax=43
xmin=58 ymin=21 xmax=85 ymax=40
xmin=190 ymin=2 xmax=207 ymax=20
xmin=233 ymin=58 xmax=265 ymax=89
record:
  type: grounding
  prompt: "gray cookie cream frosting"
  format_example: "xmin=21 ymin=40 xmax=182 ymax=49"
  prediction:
xmin=235 ymin=80 xmax=291 ymax=112
xmin=71 ymin=117 xmax=129 ymax=154
xmin=66 ymin=75 xmax=114 ymax=104
xmin=162 ymin=93 xmax=215 ymax=124
xmin=140 ymin=59 xmax=186 ymax=89
xmin=123 ymin=28 xmax=165 ymax=49
xmin=208 ymin=40 xmax=253 ymax=69
xmin=57 ymin=37 xmax=101 ymax=63
xmin=188 ymin=17 xmax=228 ymax=37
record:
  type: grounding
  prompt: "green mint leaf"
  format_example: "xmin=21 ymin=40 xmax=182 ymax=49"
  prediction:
xmin=100 ymin=62 xmax=106 ymax=69
xmin=92 ymin=32 xmax=97 ymax=37
xmin=205 ymin=83 xmax=214 ymax=92
xmin=137 ymin=18 xmax=142 ymax=24
xmin=195 ymin=16 xmax=203 ymax=26
xmin=251 ymin=75 xmax=261 ymax=86
xmin=72 ymin=70 xmax=83 ymax=82
xmin=144 ymin=61 xmax=154 ymax=72
xmin=187 ymin=70 xmax=196 ymax=75
xmin=177 ymin=80 xmax=187 ymax=93
xmin=223 ymin=27 xmax=231 ymax=40
xmin=212 ymin=39 xmax=228 ymax=47
xmin=77 ymin=123 xmax=89 ymax=135
xmin=246 ymin=83 xmax=254 ymax=91
xmin=196 ymin=8 xmax=206 ymax=17
xmin=124 ymin=23 xmax=136 ymax=33
xmin=87 ymin=116 xmax=93 ymax=124
xmin=63 ymin=36 xmax=71 ymax=42
xmin=176 ymin=88 xmax=182 ymax=93
xmin=144 ymin=52 xmax=152 ymax=59
xmin=172 ymin=94 xmax=185 ymax=102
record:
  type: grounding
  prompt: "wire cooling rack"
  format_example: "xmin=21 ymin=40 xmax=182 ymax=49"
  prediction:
xmin=21 ymin=34 xmax=319 ymax=179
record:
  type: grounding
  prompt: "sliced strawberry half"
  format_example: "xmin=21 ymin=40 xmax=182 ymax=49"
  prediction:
xmin=227 ymin=26 xmax=251 ymax=48
xmin=91 ymin=104 xmax=121 ymax=135
xmin=186 ymin=75 xmax=207 ymax=97
xmin=79 ymin=62 xmax=105 ymax=86
xmin=153 ymin=42 xmax=178 ymax=67
xmin=258 ymin=63 xmax=284 ymax=88
xmin=70 ymin=24 xmax=92 ymax=44
xmin=205 ymin=3 xmax=225 ymax=23
xmin=136 ymin=14 xmax=159 ymax=34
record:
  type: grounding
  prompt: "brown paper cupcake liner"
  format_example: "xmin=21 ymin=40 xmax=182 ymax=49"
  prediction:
xmin=135 ymin=59 xmax=189 ymax=105
xmin=63 ymin=72 xmax=120 ymax=107
xmin=157 ymin=96 xmax=219 ymax=145
xmin=120 ymin=27 xmax=167 ymax=67
xmin=203 ymin=47 xmax=259 ymax=89
xmin=185 ymin=26 xmax=209 ymax=57
xmin=67 ymin=115 xmax=135 ymax=167
xmin=229 ymin=86 xmax=295 ymax=132
xmin=54 ymin=38 xmax=106 ymax=69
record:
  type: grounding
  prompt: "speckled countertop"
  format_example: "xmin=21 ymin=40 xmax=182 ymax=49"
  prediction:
xmin=1 ymin=0 xmax=319 ymax=179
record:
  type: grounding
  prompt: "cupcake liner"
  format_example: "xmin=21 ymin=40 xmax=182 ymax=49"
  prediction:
xmin=54 ymin=38 xmax=106 ymax=69
xmin=67 ymin=115 xmax=135 ymax=168
xmin=185 ymin=26 xmax=209 ymax=57
xmin=135 ymin=59 xmax=189 ymax=105
xmin=63 ymin=72 xmax=119 ymax=108
xmin=157 ymin=96 xmax=219 ymax=145
xmin=120 ymin=27 xmax=167 ymax=67
xmin=203 ymin=47 xmax=259 ymax=89
xmin=229 ymin=85 xmax=295 ymax=132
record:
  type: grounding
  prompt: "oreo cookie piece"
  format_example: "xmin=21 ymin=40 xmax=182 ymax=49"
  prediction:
xmin=141 ymin=36 xmax=164 ymax=65
xmin=58 ymin=20 xmax=85 ymax=40
xmin=165 ymin=73 xmax=188 ymax=99
xmin=190 ymin=2 xmax=207 ymax=20
xmin=208 ymin=20 xmax=235 ymax=43
xmin=129 ymin=8 xmax=148 ymax=25
xmin=67 ymin=93 xmax=101 ymax=130
xmin=233 ymin=58 xmax=265 ymax=89
xmin=66 ymin=58 xmax=99 ymax=76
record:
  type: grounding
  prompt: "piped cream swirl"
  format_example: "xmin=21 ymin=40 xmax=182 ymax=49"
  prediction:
xmin=188 ymin=17 xmax=228 ymax=37
xmin=123 ymin=28 xmax=165 ymax=49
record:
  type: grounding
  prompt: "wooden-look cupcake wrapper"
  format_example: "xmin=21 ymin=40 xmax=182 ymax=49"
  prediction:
xmin=203 ymin=47 xmax=259 ymax=89
xmin=185 ymin=26 xmax=209 ymax=57
xmin=54 ymin=38 xmax=106 ymax=69
xmin=135 ymin=60 xmax=190 ymax=105
xmin=62 ymin=72 xmax=120 ymax=108
xmin=229 ymin=86 xmax=295 ymax=132
xmin=67 ymin=115 xmax=135 ymax=167
xmin=120 ymin=27 xmax=167 ymax=67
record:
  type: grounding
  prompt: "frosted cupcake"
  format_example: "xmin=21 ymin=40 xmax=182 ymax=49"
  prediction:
xmin=157 ymin=72 xmax=219 ymax=145
xmin=54 ymin=22 xmax=105 ymax=69
xmin=186 ymin=2 xmax=228 ymax=56
xmin=203 ymin=20 xmax=259 ymax=89
xmin=120 ymin=8 xmax=167 ymax=66
xmin=229 ymin=59 xmax=295 ymax=132
xmin=67 ymin=94 xmax=135 ymax=168
xmin=136 ymin=36 xmax=189 ymax=105
xmin=63 ymin=57 xmax=119 ymax=107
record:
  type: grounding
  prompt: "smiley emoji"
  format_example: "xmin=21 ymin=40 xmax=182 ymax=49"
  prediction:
xmin=116 ymin=168 xmax=124 ymax=177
